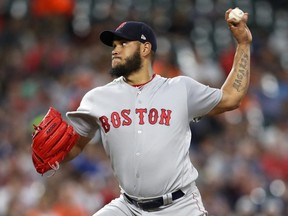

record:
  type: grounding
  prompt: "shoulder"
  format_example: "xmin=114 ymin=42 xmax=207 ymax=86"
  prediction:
xmin=152 ymin=75 xmax=201 ymax=90
xmin=81 ymin=77 xmax=123 ymax=101
xmin=86 ymin=77 xmax=122 ymax=93
xmin=153 ymin=74 xmax=186 ymax=83
xmin=166 ymin=75 xmax=200 ymax=86
xmin=166 ymin=76 xmax=221 ymax=96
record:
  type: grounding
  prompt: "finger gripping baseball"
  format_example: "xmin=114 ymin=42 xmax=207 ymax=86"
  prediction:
xmin=31 ymin=107 xmax=79 ymax=175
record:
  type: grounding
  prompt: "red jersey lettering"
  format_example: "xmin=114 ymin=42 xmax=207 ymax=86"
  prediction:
xmin=148 ymin=108 xmax=158 ymax=125
xmin=121 ymin=109 xmax=132 ymax=126
xmin=99 ymin=116 xmax=110 ymax=133
xmin=136 ymin=108 xmax=147 ymax=125
xmin=100 ymin=108 xmax=172 ymax=133
xmin=159 ymin=109 xmax=172 ymax=126
xmin=111 ymin=112 xmax=121 ymax=128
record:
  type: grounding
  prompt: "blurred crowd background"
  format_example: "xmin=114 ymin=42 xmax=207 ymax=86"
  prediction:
xmin=0 ymin=0 xmax=288 ymax=215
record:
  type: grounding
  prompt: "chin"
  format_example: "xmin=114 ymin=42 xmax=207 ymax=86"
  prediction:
xmin=112 ymin=61 xmax=123 ymax=68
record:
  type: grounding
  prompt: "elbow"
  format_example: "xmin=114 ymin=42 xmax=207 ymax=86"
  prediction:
xmin=209 ymin=99 xmax=241 ymax=116
xmin=218 ymin=97 xmax=242 ymax=113
xmin=221 ymin=88 xmax=245 ymax=111
xmin=210 ymin=90 xmax=245 ymax=115
xmin=226 ymin=98 xmax=242 ymax=111
xmin=228 ymin=103 xmax=240 ymax=111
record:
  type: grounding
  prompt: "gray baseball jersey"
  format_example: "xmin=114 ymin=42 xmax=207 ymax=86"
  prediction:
xmin=66 ymin=74 xmax=222 ymax=198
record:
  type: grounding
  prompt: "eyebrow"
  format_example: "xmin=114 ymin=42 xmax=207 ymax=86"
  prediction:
xmin=112 ymin=39 xmax=139 ymax=47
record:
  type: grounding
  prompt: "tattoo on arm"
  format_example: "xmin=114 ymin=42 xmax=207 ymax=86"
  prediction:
xmin=233 ymin=49 xmax=249 ymax=92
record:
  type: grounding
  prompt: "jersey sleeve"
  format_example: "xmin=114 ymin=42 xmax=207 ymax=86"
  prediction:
xmin=66 ymin=91 xmax=99 ymax=138
xmin=181 ymin=76 xmax=222 ymax=120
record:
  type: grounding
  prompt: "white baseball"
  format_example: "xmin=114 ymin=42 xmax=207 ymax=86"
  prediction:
xmin=229 ymin=7 xmax=244 ymax=22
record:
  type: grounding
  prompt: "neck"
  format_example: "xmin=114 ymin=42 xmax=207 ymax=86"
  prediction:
xmin=124 ymin=66 xmax=154 ymax=86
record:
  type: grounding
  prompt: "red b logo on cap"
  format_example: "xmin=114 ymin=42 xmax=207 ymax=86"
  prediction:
xmin=116 ymin=22 xmax=127 ymax=31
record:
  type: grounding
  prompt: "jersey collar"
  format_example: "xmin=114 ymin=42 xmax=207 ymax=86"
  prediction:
xmin=131 ymin=74 xmax=156 ymax=88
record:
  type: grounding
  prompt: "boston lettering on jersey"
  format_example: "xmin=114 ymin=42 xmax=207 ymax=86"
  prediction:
xmin=99 ymin=108 xmax=172 ymax=133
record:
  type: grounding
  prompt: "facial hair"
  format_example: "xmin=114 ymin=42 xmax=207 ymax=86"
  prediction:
xmin=110 ymin=47 xmax=142 ymax=78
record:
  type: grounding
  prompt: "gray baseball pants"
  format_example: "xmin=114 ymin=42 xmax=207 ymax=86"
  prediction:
xmin=93 ymin=182 xmax=208 ymax=216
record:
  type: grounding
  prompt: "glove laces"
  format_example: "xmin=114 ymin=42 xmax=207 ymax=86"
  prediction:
xmin=43 ymin=161 xmax=60 ymax=177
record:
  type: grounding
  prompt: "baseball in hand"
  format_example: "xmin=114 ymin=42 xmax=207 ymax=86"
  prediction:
xmin=229 ymin=7 xmax=244 ymax=22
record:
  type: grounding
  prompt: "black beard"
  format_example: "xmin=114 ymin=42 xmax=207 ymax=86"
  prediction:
xmin=110 ymin=49 xmax=142 ymax=78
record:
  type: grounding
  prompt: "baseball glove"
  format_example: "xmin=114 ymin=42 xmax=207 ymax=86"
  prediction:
xmin=31 ymin=107 xmax=79 ymax=175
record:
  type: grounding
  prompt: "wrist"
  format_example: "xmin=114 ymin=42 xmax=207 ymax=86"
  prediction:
xmin=237 ymin=42 xmax=251 ymax=47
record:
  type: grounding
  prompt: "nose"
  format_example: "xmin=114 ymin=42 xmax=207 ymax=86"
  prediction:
xmin=112 ymin=45 xmax=120 ymax=55
xmin=112 ymin=49 xmax=117 ymax=55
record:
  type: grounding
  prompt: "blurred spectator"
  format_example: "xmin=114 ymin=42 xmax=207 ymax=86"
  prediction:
xmin=52 ymin=181 xmax=89 ymax=216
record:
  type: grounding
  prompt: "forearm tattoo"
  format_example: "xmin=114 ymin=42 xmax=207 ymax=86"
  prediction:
xmin=233 ymin=49 xmax=249 ymax=92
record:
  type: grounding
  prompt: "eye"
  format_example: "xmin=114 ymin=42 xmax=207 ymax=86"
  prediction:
xmin=112 ymin=40 xmax=129 ymax=49
xmin=121 ymin=41 xmax=128 ymax=46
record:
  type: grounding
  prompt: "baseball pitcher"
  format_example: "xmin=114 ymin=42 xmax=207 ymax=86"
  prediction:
xmin=31 ymin=8 xmax=252 ymax=216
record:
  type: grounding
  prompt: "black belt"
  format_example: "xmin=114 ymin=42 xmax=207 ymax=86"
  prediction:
xmin=123 ymin=190 xmax=185 ymax=211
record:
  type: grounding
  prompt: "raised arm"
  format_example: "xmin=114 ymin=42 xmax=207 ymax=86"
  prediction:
xmin=209 ymin=8 xmax=252 ymax=115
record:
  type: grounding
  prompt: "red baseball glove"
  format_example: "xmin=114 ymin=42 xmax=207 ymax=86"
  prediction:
xmin=31 ymin=107 xmax=79 ymax=175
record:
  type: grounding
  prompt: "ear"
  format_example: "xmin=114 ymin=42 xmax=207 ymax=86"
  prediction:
xmin=141 ymin=42 xmax=152 ymax=57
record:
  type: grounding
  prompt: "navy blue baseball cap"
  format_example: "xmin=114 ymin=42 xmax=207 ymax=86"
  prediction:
xmin=100 ymin=21 xmax=157 ymax=52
